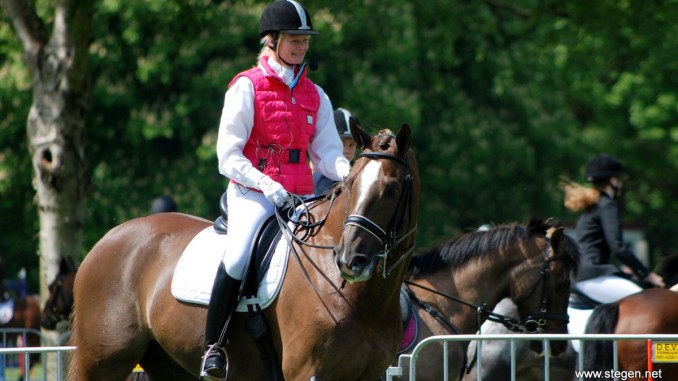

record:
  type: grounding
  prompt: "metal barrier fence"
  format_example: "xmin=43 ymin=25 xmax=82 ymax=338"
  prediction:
xmin=0 ymin=328 xmax=71 ymax=381
xmin=385 ymin=333 xmax=678 ymax=381
xmin=0 ymin=346 xmax=74 ymax=381
xmin=4 ymin=333 xmax=678 ymax=381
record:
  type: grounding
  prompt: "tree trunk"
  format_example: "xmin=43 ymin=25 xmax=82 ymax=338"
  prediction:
xmin=1 ymin=0 xmax=91 ymax=378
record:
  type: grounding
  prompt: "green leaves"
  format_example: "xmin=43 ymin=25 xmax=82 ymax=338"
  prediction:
xmin=4 ymin=0 xmax=678 ymax=286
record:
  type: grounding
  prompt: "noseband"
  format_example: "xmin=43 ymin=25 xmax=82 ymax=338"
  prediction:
xmin=343 ymin=151 xmax=417 ymax=278
xmin=489 ymin=235 xmax=570 ymax=333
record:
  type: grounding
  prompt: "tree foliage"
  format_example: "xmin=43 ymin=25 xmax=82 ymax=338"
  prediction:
xmin=3 ymin=0 xmax=678 ymax=290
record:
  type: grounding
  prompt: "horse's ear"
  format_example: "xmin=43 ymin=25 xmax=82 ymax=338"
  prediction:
xmin=61 ymin=256 xmax=76 ymax=272
xmin=549 ymin=227 xmax=564 ymax=256
xmin=396 ymin=123 xmax=412 ymax=155
xmin=349 ymin=117 xmax=371 ymax=150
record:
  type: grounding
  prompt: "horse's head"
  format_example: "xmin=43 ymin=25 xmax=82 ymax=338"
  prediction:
xmin=41 ymin=257 xmax=77 ymax=330
xmin=334 ymin=119 xmax=420 ymax=283
xmin=510 ymin=220 xmax=579 ymax=356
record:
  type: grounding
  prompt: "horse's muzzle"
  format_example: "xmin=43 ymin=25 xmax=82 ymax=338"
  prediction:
xmin=529 ymin=337 xmax=568 ymax=357
xmin=334 ymin=246 xmax=378 ymax=283
xmin=41 ymin=315 xmax=59 ymax=330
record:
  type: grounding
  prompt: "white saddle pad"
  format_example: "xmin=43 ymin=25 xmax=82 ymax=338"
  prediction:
xmin=171 ymin=226 xmax=289 ymax=312
xmin=567 ymin=306 xmax=593 ymax=353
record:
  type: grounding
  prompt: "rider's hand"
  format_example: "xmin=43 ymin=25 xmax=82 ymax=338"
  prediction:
xmin=644 ymin=272 xmax=666 ymax=288
xmin=258 ymin=176 xmax=293 ymax=210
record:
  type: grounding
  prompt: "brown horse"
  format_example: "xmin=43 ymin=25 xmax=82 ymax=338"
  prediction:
xmin=0 ymin=260 xmax=42 ymax=380
xmin=583 ymin=288 xmax=678 ymax=381
xmin=394 ymin=220 xmax=579 ymax=381
xmin=0 ymin=295 xmax=42 ymax=380
xmin=68 ymin=121 xmax=420 ymax=381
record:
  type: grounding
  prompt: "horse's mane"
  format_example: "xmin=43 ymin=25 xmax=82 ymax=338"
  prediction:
xmin=408 ymin=219 xmax=579 ymax=279
xmin=408 ymin=222 xmax=532 ymax=278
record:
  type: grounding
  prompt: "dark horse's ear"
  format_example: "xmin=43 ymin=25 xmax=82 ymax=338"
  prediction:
xmin=549 ymin=227 xmax=564 ymax=257
xmin=61 ymin=256 xmax=76 ymax=272
xmin=396 ymin=123 xmax=412 ymax=155
xmin=349 ymin=116 xmax=371 ymax=150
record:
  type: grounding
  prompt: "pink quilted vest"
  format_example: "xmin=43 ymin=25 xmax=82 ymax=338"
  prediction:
xmin=230 ymin=57 xmax=319 ymax=194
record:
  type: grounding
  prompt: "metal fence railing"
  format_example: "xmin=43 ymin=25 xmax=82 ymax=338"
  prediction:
xmin=385 ymin=333 xmax=678 ymax=381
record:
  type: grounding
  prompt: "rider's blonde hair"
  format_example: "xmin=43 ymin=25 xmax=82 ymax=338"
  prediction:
xmin=258 ymin=34 xmax=276 ymax=62
xmin=560 ymin=180 xmax=601 ymax=212
xmin=560 ymin=180 xmax=600 ymax=212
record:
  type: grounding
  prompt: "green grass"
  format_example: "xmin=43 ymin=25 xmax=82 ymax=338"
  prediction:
xmin=3 ymin=363 xmax=44 ymax=380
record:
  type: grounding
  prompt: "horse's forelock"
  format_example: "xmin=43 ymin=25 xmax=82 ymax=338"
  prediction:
xmin=527 ymin=219 xmax=549 ymax=235
xmin=373 ymin=129 xmax=396 ymax=152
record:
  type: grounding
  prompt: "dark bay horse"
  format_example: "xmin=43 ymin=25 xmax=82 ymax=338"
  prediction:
xmin=68 ymin=121 xmax=420 ymax=381
xmin=395 ymin=220 xmax=579 ymax=380
xmin=41 ymin=257 xmax=77 ymax=332
xmin=583 ymin=288 xmax=678 ymax=381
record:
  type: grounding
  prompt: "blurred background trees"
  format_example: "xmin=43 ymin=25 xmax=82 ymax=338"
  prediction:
xmin=2 ymin=0 xmax=678 ymax=291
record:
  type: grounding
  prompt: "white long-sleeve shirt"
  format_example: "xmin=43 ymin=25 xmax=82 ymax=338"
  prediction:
xmin=216 ymin=57 xmax=351 ymax=190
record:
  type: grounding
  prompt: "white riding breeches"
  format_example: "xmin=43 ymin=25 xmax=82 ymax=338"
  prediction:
xmin=574 ymin=275 xmax=643 ymax=304
xmin=221 ymin=184 xmax=275 ymax=280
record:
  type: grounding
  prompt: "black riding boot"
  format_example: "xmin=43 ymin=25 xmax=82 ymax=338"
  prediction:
xmin=200 ymin=263 xmax=242 ymax=381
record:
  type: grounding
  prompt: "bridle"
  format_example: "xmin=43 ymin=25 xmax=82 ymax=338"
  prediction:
xmin=343 ymin=151 xmax=418 ymax=278
xmin=405 ymin=234 xmax=570 ymax=334
xmin=43 ymin=273 xmax=74 ymax=327
xmin=274 ymin=147 xmax=417 ymax=292
xmin=506 ymin=235 xmax=571 ymax=333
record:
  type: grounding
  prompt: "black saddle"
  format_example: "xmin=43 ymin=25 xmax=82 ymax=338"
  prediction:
xmin=569 ymin=287 xmax=603 ymax=310
xmin=213 ymin=192 xmax=229 ymax=234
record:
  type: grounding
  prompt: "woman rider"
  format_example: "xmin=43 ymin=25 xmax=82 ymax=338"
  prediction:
xmin=563 ymin=154 xmax=664 ymax=304
xmin=200 ymin=1 xmax=351 ymax=380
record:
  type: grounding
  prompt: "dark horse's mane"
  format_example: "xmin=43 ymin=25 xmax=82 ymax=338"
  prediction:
xmin=408 ymin=219 xmax=580 ymax=279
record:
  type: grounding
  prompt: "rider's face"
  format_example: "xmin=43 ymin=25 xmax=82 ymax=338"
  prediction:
xmin=277 ymin=34 xmax=310 ymax=66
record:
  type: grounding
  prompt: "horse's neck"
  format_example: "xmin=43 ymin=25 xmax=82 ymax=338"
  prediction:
xmin=432 ymin=258 xmax=514 ymax=333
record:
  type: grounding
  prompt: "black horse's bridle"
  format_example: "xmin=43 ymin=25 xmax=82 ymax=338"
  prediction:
xmin=274 ymin=149 xmax=418 ymax=293
xmin=405 ymin=234 xmax=570 ymax=334
xmin=43 ymin=273 xmax=74 ymax=327
xmin=506 ymin=235 xmax=571 ymax=333
xmin=343 ymin=151 xmax=418 ymax=278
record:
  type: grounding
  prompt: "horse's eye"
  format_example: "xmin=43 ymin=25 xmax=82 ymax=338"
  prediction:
xmin=386 ymin=181 xmax=400 ymax=197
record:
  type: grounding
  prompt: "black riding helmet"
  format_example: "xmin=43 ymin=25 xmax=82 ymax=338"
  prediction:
xmin=259 ymin=0 xmax=319 ymax=37
xmin=334 ymin=108 xmax=358 ymax=139
xmin=585 ymin=154 xmax=625 ymax=182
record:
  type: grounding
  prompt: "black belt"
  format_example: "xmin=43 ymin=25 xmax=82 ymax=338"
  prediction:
xmin=288 ymin=149 xmax=301 ymax=163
